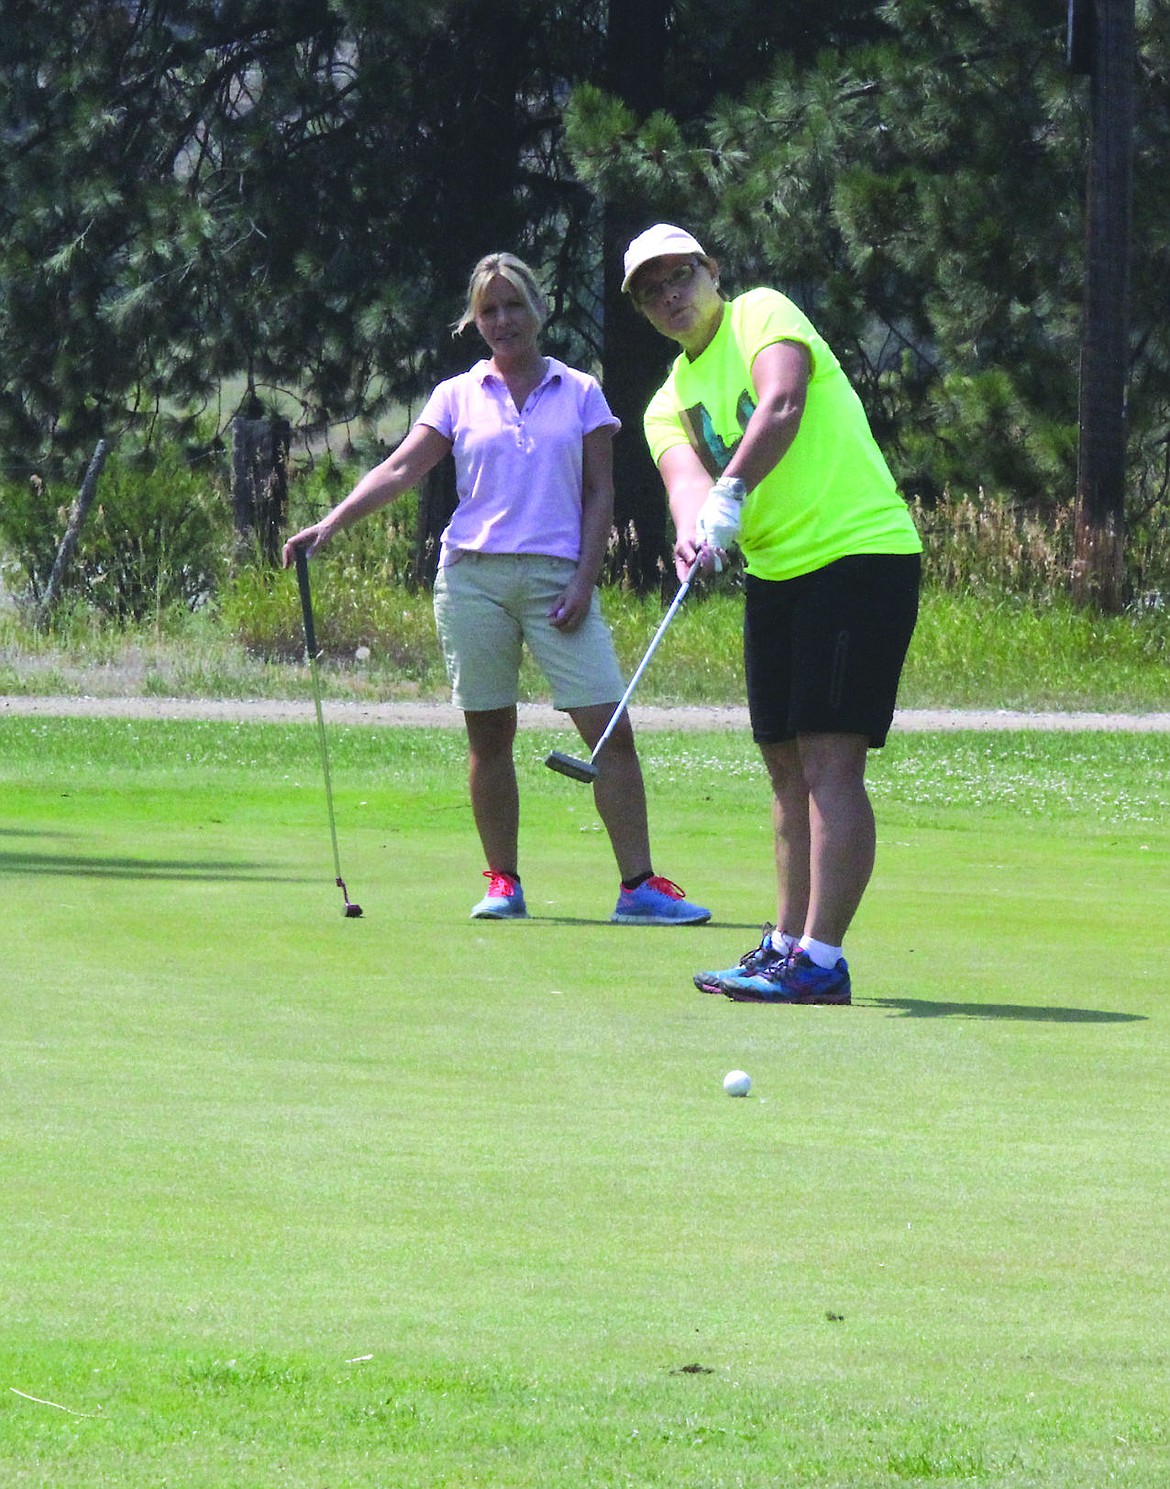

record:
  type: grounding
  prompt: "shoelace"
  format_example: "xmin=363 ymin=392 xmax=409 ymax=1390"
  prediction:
xmin=643 ymin=875 xmax=686 ymax=899
xmin=484 ymin=870 xmax=519 ymax=897
xmin=742 ymin=924 xmax=783 ymax=969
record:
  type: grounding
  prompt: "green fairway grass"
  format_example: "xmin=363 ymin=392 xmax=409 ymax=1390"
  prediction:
xmin=1 ymin=719 xmax=1168 ymax=1486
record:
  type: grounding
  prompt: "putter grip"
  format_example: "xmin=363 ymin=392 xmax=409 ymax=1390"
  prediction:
xmin=295 ymin=548 xmax=318 ymax=659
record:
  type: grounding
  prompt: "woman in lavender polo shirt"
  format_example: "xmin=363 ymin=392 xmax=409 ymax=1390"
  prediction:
xmin=284 ymin=253 xmax=709 ymax=926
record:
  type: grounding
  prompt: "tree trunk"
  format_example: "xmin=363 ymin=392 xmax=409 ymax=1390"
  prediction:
xmin=231 ymin=417 xmax=291 ymax=566
xmin=602 ymin=211 xmax=678 ymax=592
xmin=36 ymin=439 xmax=109 ymax=625
xmin=413 ymin=459 xmax=458 ymax=588
xmin=602 ymin=0 xmax=673 ymax=593
xmin=1072 ymin=0 xmax=1134 ymax=612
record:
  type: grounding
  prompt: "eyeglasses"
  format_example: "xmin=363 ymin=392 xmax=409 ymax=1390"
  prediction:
xmin=633 ymin=260 xmax=700 ymax=307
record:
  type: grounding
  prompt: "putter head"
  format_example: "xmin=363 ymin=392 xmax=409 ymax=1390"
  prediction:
xmin=544 ymin=749 xmax=598 ymax=784
xmin=337 ymin=877 xmax=363 ymax=918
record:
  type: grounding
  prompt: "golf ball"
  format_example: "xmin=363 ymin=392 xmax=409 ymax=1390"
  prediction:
xmin=723 ymin=1069 xmax=752 ymax=1097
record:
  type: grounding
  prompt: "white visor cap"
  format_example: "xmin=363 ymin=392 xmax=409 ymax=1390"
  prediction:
xmin=621 ymin=223 xmax=708 ymax=294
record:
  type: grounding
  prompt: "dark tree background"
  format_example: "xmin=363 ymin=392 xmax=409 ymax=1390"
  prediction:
xmin=1 ymin=0 xmax=1166 ymax=600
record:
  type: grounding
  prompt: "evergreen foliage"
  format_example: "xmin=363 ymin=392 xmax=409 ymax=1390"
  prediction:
xmin=0 ymin=1 xmax=606 ymax=479
xmin=567 ymin=0 xmax=1169 ymax=528
xmin=0 ymin=2 xmax=1166 ymax=595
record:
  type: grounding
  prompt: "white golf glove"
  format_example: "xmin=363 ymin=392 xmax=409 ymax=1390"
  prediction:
xmin=695 ymin=475 xmax=746 ymax=571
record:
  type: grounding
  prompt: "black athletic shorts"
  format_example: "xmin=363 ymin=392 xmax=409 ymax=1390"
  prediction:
xmin=743 ymin=552 xmax=921 ymax=748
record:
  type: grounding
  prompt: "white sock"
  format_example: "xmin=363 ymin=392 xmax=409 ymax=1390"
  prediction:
xmin=799 ymin=935 xmax=843 ymax=969
xmin=769 ymin=929 xmax=799 ymax=954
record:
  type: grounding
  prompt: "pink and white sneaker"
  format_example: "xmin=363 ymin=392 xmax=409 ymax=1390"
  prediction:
xmin=470 ymin=870 xmax=528 ymax=920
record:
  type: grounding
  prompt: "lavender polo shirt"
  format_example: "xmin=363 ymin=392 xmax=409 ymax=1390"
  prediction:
xmin=416 ymin=357 xmax=620 ymax=566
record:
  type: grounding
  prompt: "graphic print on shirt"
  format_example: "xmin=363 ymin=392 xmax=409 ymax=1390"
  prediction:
xmin=678 ymin=390 xmax=757 ymax=479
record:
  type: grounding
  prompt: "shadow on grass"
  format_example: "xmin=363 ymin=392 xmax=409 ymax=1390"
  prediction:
xmin=0 ymin=849 xmax=304 ymax=884
xmin=518 ymin=914 xmax=723 ymax=929
xmin=866 ymin=997 xmax=1145 ymax=1023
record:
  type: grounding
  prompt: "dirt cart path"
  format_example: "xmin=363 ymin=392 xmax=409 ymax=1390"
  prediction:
xmin=3 ymin=695 xmax=1169 ymax=732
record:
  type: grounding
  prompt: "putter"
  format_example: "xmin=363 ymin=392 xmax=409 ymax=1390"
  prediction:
xmin=545 ymin=556 xmax=703 ymax=784
xmin=294 ymin=547 xmax=364 ymax=917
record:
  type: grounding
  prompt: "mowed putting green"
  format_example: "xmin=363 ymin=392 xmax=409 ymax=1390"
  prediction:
xmin=1 ymin=716 xmax=1168 ymax=1487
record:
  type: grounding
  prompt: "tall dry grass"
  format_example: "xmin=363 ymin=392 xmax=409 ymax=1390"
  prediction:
xmin=913 ymin=489 xmax=1170 ymax=609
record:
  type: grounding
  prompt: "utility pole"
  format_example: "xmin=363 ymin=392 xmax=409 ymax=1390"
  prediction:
xmin=1070 ymin=0 xmax=1135 ymax=612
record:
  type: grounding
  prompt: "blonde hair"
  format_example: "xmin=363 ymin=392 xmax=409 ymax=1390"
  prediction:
xmin=454 ymin=252 xmax=548 ymax=335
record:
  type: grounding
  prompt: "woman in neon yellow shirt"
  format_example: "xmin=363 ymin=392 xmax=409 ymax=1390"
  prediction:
xmin=624 ymin=224 xmax=921 ymax=1005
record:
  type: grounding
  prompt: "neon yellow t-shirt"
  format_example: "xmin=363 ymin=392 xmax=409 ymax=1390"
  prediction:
xmin=644 ymin=288 xmax=921 ymax=581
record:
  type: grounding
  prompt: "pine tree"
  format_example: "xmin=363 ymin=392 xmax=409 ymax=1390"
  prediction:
xmin=586 ymin=0 xmax=892 ymax=583
xmin=567 ymin=0 xmax=1170 ymax=594
xmin=0 ymin=2 xmax=605 ymax=480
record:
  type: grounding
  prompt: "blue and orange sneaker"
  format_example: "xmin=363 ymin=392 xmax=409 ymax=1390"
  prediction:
xmin=720 ymin=951 xmax=851 ymax=1005
xmin=693 ymin=923 xmax=786 ymax=994
xmin=470 ymin=870 xmax=528 ymax=920
xmin=611 ymin=875 xmax=710 ymax=926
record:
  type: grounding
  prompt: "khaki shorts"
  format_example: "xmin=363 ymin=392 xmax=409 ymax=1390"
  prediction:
xmin=433 ymin=552 xmax=626 ymax=712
